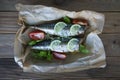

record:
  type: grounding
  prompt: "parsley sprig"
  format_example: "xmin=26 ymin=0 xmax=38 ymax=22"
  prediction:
xmin=31 ymin=50 xmax=53 ymax=61
xmin=79 ymin=44 xmax=90 ymax=54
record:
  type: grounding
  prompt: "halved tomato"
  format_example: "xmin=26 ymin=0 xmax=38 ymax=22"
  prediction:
xmin=72 ymin=19 xmax=88 ymax=26
xmin=29 ymin=30 xmax=45 ymax=40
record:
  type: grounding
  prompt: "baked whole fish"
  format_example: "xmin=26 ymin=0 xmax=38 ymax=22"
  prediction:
xmin=30 ymin=22 xmax=86 ymax=37
xmin=31 ymin=38 xmax=82 ymax=53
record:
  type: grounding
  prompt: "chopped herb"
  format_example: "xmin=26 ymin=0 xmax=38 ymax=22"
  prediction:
xmin=47 ymin=51 xmax=53 ymax=61
xmin=31 ymin=50 xmax=53 ymax=61
xmin=28 ymin=40 xmax=43 ymax=46
xmin=39 ymin=51 xmax=47 ymax=57
xmin=28 ymin=40 xmax=37 ymax=46
xmin=63 ymin=16 xmax=71 ymax=23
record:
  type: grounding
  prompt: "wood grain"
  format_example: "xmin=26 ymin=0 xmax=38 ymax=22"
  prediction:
xmin=0 ymin=34 xmax=15 ymax=58
xmin=0 ymin=0 xmax=120 ymax=79
xmin=0 ymin=57 xmax=120 ymax=79
xmin=0 ymin=0 xmax=120 ymax=11
xmin=0 ymin=12 xmax=19 ymax=33
xmin=99 ymin=34 xmax=120 ymax=57
xmin=0 ymin=12 xmax=120 ymax=34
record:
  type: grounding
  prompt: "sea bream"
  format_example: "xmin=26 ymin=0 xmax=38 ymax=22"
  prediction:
xmin=31 ymin=38 xmax=82 ymax=52
xmin=30 ymin=22 xmax=85 ymax=37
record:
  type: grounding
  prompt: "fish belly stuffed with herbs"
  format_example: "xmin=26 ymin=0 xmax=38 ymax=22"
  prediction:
xmin=28 ymin=16 xmax=89 ymax=60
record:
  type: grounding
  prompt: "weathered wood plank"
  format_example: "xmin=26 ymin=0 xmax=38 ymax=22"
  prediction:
xmin=99 ymin=34 xmax=120 ymax=57
xmin=0 ymin=34 xmax=15 ymax=58
xmin=0 ymin=12 xmax=19 ymax=33
xmin=103 ymin=13 xmax=120 ymax=34
xmin=0 ymin=0 xmax=120 ymax=11
xmin=0 ymin=12 xmax=120 ymax=34
xmin=0 ymin=34 xmax=120 ymax=58
xmin=0 ymin=57 xmax=120 ymax=79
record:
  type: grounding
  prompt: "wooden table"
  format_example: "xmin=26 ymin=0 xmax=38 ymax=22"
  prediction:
xmin=0 ymin=0 xmax=120 ymax=79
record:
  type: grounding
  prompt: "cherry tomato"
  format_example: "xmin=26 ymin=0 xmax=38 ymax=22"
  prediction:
xmin=72 ymin=19 xmax=80 ymax=24
xmin=72 ymin=19 xmax=88 ymax=26
xmin=29 ymin=30 xmax=45 ymax=40
xmin=52 ymin=52 xmax=66 ymax=60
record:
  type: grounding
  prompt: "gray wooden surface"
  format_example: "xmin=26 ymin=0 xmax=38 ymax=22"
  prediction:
xmin=0 ymin=0 xmax=120 ymax=79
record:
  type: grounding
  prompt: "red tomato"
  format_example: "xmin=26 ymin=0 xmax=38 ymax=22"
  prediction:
xmin=52 ymin=52 xmax=66 ymax=60
xmin=29 ymin=30 xmax=45 ymax=40
xmin=72 ymin=19 xmax=80 ymax=24
xmin=72 ymin=19 xmax=88 ymax=26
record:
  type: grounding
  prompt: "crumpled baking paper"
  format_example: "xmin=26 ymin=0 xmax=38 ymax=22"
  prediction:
xmin=14 ymin=4 xmax=106 ymax=73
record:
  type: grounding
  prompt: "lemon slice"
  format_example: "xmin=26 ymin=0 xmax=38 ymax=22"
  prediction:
xmin=70 ymin=24 xmax=81 ymax=35
xmin=67 ymin=38 xmax=79 ymax=52
xmin=50 ymin=40 xmax=61 ymax=51
xmin=54 ymin=22 xmax=67 ymax=33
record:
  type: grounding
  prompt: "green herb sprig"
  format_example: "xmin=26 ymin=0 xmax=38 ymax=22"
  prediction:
xmin=79 ymin=44 xmax=90 ymax=54
xmin=63 ymin=16 xmax=71 ymax=23
xmin=28 ymin=40 xmax=43 ymax=46
xmin=31 ymin=50 xmax=53 ymax=61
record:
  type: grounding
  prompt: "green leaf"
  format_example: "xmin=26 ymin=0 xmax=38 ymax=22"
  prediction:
xmin=39 ymin=51 xmax=47 ymax=57
xmin=47 ymin=50 xmax=51 ymax=54
xmin=31 ymin=50 xmax=53 ymax=61
xmin=47 ymin=55 xmax=52 ymax=61
xmin=28 ymin=40 xmax=43 ymax=46
xmin=79 ymin=44 xmax=90 ymax=54
xmin=63 ymin=16 xmax=71 ymax=23
xmin=36 ymin=40 xmax=43 ymax=42
xmin=81 ymin=49 xmax=89 ymax=54
xmin=28 ymin=40 xmax=37 ymax=46
xmin=79 ymin=45 xmax=86 ymax=50
xmin=46 ymin=51 xmax=53 ymax=61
